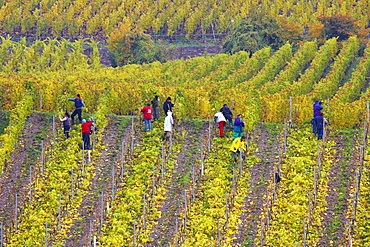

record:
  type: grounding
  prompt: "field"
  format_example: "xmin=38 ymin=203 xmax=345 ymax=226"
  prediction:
xmin=0 ymin=4 xmax=370 ymax=245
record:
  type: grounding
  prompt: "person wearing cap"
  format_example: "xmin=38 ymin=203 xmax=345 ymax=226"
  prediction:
xmin=214 ymin=110 xmax=226 ymax=137
xmin=68 ymin=94 xmax=86 ymax=125
xmin=232 ymin=113 xmax=245 ymax=140
xmin=230 ymin=136 xmax=247 ymax=162
xmin=151 ymin=93 xmax=160 ymax=121
xmin=312 ymin=100 xmax=323 ymax=133
xmin=163 ymin=97 xmax=174 ymax=116
xmin=141 ymin=103 xmax=153 ymax=131
xmin=316 ymin=113 xmax=328 ymax=140
xmin=220 ymin=104 xmax=233 ymax=128
xmin=81 ymin=118 xmax=93 ymax=150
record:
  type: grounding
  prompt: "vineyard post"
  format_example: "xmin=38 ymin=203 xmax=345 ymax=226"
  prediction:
xmin=366 ymin=101 xmax=369 ymax=126
xmin=283 ymin=119 xmax=287 ymax=154
xmin=192 ymin=165 xmax=195 ymax=201
xmin=161 ymin=142 xmax=165 ymax=180
xmin=317 ymin=145 xmax=321 ymax=179
xmin=57 ymin=195 xmax=61 ymax=231
xmin=111 ymin=164 xmax=115 ymax=201
xmin=347 ymin=219 xmax=353 ymax=247
xmin=200 ymin=148 xmax=204 ymax=177
xmin=131 ymin=114 xmax=135 ymax=154
xmin=217 ymin=218 xmax=221 ymax=247
xmin=39 ymin=91 xmax=43 ymax=109
xmin=0 ymin=222 xmax=3 ymax=247
xmin=278 ymin=144 xmax=281 ymax=176
xmin=225 ymin=192 xmax=229 ymax=230
xmin=143 ymin=194 xmax=147 ymax=230
xmin=89 ymin=220 xmax=92 ymax=247
xmin=184 ymin=190 xmax=188 ymax=228
xmin=313 ymin=167 xmax=317 ymax=204
xmin=29 ymin=166 xmax=33 ymax=202
xmin=208 ymin=119 xmax=211 ymax=152
xmin=45 ymin=221 xmax=48 ymax=247
xmin=41 ymin=140 xmax=45 ymax=174
xmin=52 ymin=115 xmax=55 ymax=141
xmin=175 ymin=217 xmax=179 ymax=246
xmin=93 ymin=236 xmax=97 ymax=247
xmin=353 ymin=146 xmax=364 ymax=225
xmin=133 ymin=220 xmax=137 ymax=247
xmin=232 ymin=166 xmax=236 ymax=195
xmin=121 ymin=141 xmax=125 ymax=178
xmin=273 ymin=166 xmax=277 ymax=202
xmin=289 ymin=96 xmax=292 ymax=128
xmin=303 ymin=220 xmax=307 ymax=247
xmin=15 ymin=194 xmax=18 ymax=230
xmin=82 ymin=141 xmax=85 ymax=175
xmin=152 ymin=165 xmax=155 ymax=203
xmin=239 ymin=145 xmax=243 ymax=177
xmin=71 ymin=168 xmax=74 ymax=200
xmin=260 ymin=217 xmax=264 ymax=246
xmin=100 ymin=191 xmax=104 ymax=230
xmin=170 ymin=131 xmax=173 ymax=153
xmin=363 ymin=121 xmax=367 ymax=150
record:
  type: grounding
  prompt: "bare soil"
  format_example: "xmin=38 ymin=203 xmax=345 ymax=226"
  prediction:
xmin=0 ymin=112 xmax=50 ymax=234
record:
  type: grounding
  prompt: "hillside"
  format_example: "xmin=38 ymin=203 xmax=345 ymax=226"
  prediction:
xmin=0 ymin=34 xmax=370 ymax=246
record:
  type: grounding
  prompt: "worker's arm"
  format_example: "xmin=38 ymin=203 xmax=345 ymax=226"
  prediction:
xmin=68 ymin=98 xmax=75 ymax=102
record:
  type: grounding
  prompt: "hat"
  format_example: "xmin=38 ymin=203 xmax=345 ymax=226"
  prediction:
xmin=237 ymin=113 xmax=242 ymax=116
xmin=146 ymin=103 xmax=150 ymax=106
xmin=241 ymin=136 xmax=246 ymax=139
xmin=167 ymin=97 xmax=172 ymax=100
xmin=81 ymin=119 xmax=86 ymax=123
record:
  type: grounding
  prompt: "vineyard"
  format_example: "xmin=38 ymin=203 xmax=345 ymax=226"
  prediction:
xmin=0 ymin=34 xmax=370 ymax=246
xmin=0 ymin=0 xmax=369 ymax=37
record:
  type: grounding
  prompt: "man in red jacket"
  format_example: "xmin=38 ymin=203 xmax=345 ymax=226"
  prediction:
xmin=81 ymin=119 xmax=93 ymax=150
xmin=141 ymin=103 xmax=153 ymax=131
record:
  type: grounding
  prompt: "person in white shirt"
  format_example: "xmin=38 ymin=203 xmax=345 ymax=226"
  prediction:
xmin=162 ymin=111 xmax=174 ymax=141
xmin=214 ymin=110 xmax=227 ymax=137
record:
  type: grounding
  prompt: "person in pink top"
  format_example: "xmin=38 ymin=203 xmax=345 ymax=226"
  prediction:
xmin=141 ymin=103 xmax=153 ymax=131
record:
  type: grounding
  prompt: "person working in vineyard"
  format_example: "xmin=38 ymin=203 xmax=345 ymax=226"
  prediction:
xmin=162 ymin=110 xmax=174 ymax=141
xmin=233 ymin=114 xmax=245 ymax=140
xmin=60 ymin=111 xmax=71 ymax=139
xmin=316 ymin=113 xmax=328 ymax=140
xmin=230 ymin=136 xmax=246 ymax=163
xmin=311 ymin=100 xmax=323 ymax=134
xmin=163 ymin=97 xmax=174 ymax=116
xmin=140 ymin=103 xmax=153 ymax=131
xmin=214 ymin=110 xmax=226 ymax=137
xmin=151 ymin=93 xmax=160 ymax=121
xmin=68 ymin=94 xmax=86 ymax=125
xmin=81 ymin=118 xmax=94 ymax=150
xmin=220 ymin=104 xmax=233 ymax=128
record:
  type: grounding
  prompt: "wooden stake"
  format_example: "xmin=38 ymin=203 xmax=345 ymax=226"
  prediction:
xmin=45 ymin=221 xmax=48 ymax=247
xmin=0 ymin=222 xmax=3 ymax=247
xmin=121 ymin=141 xmax=125 ymax=178
xmin=111 ymin=165 xmax=115 ymax=201
xmin=41 ymin=140 xmax=45 ymax=174
xmin=100 ymin=191 xmax=104 ymax=230
xmin=133 ymin=220 xmax=137 ymax=247
xmin=57 ymin=195 xmax=61 ymax=231
xmin=200 ymin=148 xmax=204 ymax=177
xmin=29 ymin=166 xmax=33 ymax=202
xmin=289 ymin=96 xmax=293 ymax=128
xmin=15 ymin=194 xmax=18 ymax=230
xmin=217 ymin=218 xmax=221 ymax=246
xmin=161 ymin=143 xmax=165 ymax=180
xmin=283 ymin=119 xmax=287 ymax=154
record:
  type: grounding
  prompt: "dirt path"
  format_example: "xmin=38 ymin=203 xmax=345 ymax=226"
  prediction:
xmin=0 ymin=112 xmax=50 ymax=232
xmin=147 ymin=121 xmax=207 ymax=246
xmin=233 ymin=123 xmax=280 ymax=245
xmin=318 ymin=129 xmax=361 ymax=246
xmin=64 ymin=115 xmax=134 ymax=246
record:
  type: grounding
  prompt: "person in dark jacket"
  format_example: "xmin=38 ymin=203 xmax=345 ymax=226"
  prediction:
xmin=316 ymin=113 xmax=328 ymax=140
xmin=68 ymin=94 xmax=86 ymax=125
xmin=163 ymin=97 xmax=174 ymax=116
xmin=311 ymin=100 xmax=323 ymax=133
xmin=233 ymin=114 xmax=245 ymax=140
xmin=151 ymin=94 xmax=160 ymax=121
xmin=60 ymin=111 xmax=71 ymax=139
xmin=220 ymin=104 xmax=233 ymax=127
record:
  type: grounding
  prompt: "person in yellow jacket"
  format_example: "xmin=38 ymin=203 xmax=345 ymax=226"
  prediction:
xmin=230 ymin=136 xmax=246 ymax=162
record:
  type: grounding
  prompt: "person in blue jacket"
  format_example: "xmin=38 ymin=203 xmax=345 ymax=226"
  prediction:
xmin=311 ymin=100 xmax=323 ymax=133
xmin=233 ymin=113 xmax=245 ymax=140
xmin=68 ymin=94 xmax=86 ymax=125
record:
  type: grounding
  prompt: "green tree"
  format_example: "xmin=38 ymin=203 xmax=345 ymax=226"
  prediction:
xmin=222 ymin=13 xmax=284 ymax=55
xmin=107 ymin=21 xmax=172 ymax=66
